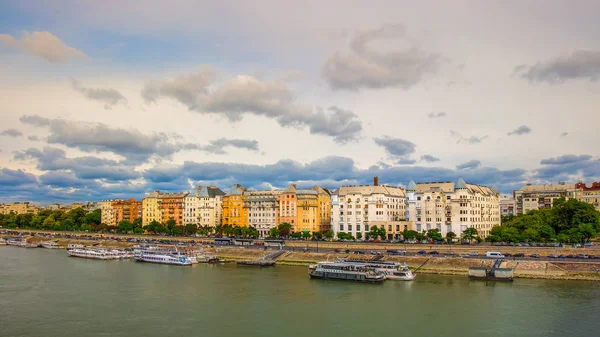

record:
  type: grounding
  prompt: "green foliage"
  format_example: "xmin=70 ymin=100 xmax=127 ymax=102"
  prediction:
xmin=355 ymin=232 xmax=362 ymax=240
xmin=301 ymin=231 xmax=311 ymax=239
xmin=445 ymin=231 xmax=457 ymax=242
xmin=336 ymin=232 xmax=355 ymax=240
xmin=368 ymin=226 xmax=386 ymax=240
xmin=277 ymin=223 xmax=292 ymax=237
xmin=269 ymin=227 xmax=280 ymax=238
xmin=312 ymin=231 xmax=323 ymax=240
xmin=426 ymin=229 xmax=443 ymax=241
xmin=461 ymin=227 xmax=478 ymax=242
xmin=323 ymin=230 xmax=334 ymax=239
xmin=401 ymin=229 xmax=418 ymax=241
xmin=493 ymin=197 xmax=600 ymax=243
xmin=291 ymin=232 xmax=302 ymax=239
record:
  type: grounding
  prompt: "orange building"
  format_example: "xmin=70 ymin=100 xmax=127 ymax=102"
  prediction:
xmin=222 ymin=184 xmax=248 ymax=227
xmin=112 ymin=198 xmax=143 ymax=224
xmin=279 ymin=184 xmax=298 ymax=230
xmin=313 ymin=185 xmax=332 ymax=232
xmin=158 ymin=193 xmax=188 ymax=225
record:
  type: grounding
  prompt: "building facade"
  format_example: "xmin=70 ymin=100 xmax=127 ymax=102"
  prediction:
xmin=183 ymin=186 xmax=225 ymax=228
xmin=296 ymin=189 xmax=319 ymax=233
xmin=331 ymin=177 xmax=409 ymax=240
xmin=159 ymin=193 xmax=188 ymax=226
xmin=499 ymin=194 xmax=515 ymax=217
xmin=222 ymin=184 xmax=247 ymax=228
xmin=245 ymin=190 xmax=280 ymax=237
xmin=513 ymin=183 xmax=574 ymax=214
xmin=314 ymin=186 xmax=332 ymax=232
xmin=278 ymin=184 xmax=298 ymax=230
xmin=142 ymin=191 xmax=162 ymax=226
xmin=99 ymin=199 xmax=142 ymax=227
xmin=571 ymin=182 xmax=600 ymax=211
xmin=406 ymin=178 xmax=500 ymax=238
xmin=0 ymin=202 xmax=39 ymax=215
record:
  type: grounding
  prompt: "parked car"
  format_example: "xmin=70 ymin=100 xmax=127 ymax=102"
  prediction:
xmin=547 ymin=254 xmax=558 ymax=258
xmin=558 ymin=254 xmax=566 ymax=259
xmin=530 ymin=254 xmax=540 ymax=258
xmin=443 ymin=251 xmax=455 ymax=256
xmin=428 ymin=251 xmax=439 ymax=255
xmin=485 ymin=252 xmax=505 ymax=258
xmin=417 ymin=250 xmax=427 ymax=255
xmin=370 ymin=251 xmax=383 ymax=256
xmin=584 ymin=242 xmax=594 ymax=247
xmin=387 ymin=250 xmax=406 ymax=255
xmin=469 ymin=252 xmax=479 ymax=256
xmin=503 ymin=253 xmax=512 ymax=257
xmin=576 ymin=254 xmax=588 ymax=259
xmin=513 ymin=253 xmax=525 ymax=257
xmin=333 ymin=249 xmax=340 ymax=253
xmin=353 ymin=250 xmax=366 ymax=255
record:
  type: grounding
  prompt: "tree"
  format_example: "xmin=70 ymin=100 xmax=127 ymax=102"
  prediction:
xmin=42 ymin=215 xmax=56 ymax=229
xmin=291 ymin=232 xmax=302 ymax=239
xmin=312 ymin=231 xmax=323 ymax=240
xmin=402 ymin=229 xmax=418 ymax=241
xmin=426 ymin=229 xmax=443 ymax=242
xmin=278 ymin=223 xmax=292 ymax=238
xmin=356 ymin=232 xmax=363 ymax=240
xmin=324 ymin=230 xmax=334 ymax=240
xmin=461 ymin=227 xmax=478 ymax=242
xmin=368 ymin=226 xmax=385 ymax=240
xmin=165 ymin=219 xmax=177 ymax=235
xmin=302 ymin=231 xmax=311 ymax=239
xmin=269 ymin=227 xmax=280 ymax=238
xmin=445 ymin=231 xmax=457 ymax=242
xmin=118 ymin=220 xmax=133 ymax=233
xmin=577 ymin=223 xmax=597 ymax=244
xmin=185 ymin=223 xmax=197 ymax=235
xmin=485 ymin=235 xmax=501 ymax=243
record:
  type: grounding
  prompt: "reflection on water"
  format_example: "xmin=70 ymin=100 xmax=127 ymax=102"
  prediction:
xmin=0 ymin=247 xmax=598 ymax=337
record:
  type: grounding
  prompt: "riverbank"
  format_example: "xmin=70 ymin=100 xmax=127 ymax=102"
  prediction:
xmin=212 ymin=247 xmax=600 ymax=281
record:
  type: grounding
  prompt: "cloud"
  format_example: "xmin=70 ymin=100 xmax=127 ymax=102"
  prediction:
xmin=27 ymin=136 xmax=40 ymax=141
xmin=373 ymin=135 xmax=416 ymax=159
xmin=456 ymin=160 xmax=482 ymax=170
xmin=184 ymin=138 xmax=260 ymax=155
xmin=421 ymin=154 xmax=440 ymax=162
xmin=0 ymin=129 xmax=23 ymax=137
xmin=142 ymin=69 xmax=362 ymax=143
xmin=427 ymin=112 xmax=447 ymax=119
xmin=0 ymin=31 xmax=86 ymax=63
xmin=0 ymin=168 xmax=38 ymax=187
xmin=507 ymin=125 xmax=532 ymax=136
xmin=322 ymin=23 xmax=439 ymax=91
xmin=540 ymin=154 xmax=593 ymax=165
xmin=515 ymin=50 xmax=600 ymax=84
xmin=397 ymin=158 xmax=417 ymax=165
xmin=71 ymin=79 xmax=127 ymax=109
xmin=450 ymin=130 xmax=488 ymax=144
xmin=560 ymin=132 xmax=569 ymax=137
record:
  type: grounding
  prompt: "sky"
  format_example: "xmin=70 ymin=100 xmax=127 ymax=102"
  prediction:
xmin=1 ymin=0 xmax=599 ymax=203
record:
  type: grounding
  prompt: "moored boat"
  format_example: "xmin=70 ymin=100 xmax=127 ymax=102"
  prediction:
xmin=6 ymin=238 xmax=39 ymax=248
xmin=134 ymin=247 xmax=193 ymax=266
xmin=337 ymin=259 xmax=416 ymax=281
xmin=308 ymin=261 xmax=385 ymax=283
xmin=41 ymin=241 xmax=61 ymax=249
xmin=68 ymin=248 xmax=120 ymax=260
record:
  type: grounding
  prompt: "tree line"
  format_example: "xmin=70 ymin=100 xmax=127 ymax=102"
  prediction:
xmin=488 ymin=197 xmax=600 ymax=244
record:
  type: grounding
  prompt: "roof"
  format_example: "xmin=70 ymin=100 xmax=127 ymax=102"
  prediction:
xmin=283 ymin=184 xmax=297 ymax=193
xmin=516 ymin=183 xmax=575 ymax=192
xmin=337 ymin=185 xmax=406 ymax=197
xmin=455 ymin=177 xmax=467 ymax=189
xmin=296 ymin=189 xmax=318 ymax=195
xmin=207 ymin=186 xmax=226 ymax=197
xmin=226 ymin=184 xmax=245 ymax=195
xmin=416 ymin=181 xmax=498 ymax=196
xmin=406 ymin=180 xmax=417 ymax=191
xmin=312 ymin=185 xmax=331 ymax=195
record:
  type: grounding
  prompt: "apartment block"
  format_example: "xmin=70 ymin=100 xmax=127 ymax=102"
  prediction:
xmin=222 ymin=184 xmax=247 ymax=227
xmin=142 ymin=191 xmax=162 ymax=226
xmin=571 ymin=182 xmax=600 ymax=211
xmin=158 ymin=192 xmax=188 ymax=226
xmin=100 ymin=198 xmax=142 ymax=227
xmin=0 ymin=202 xmax=39 ymax=215
xmin=183 ymin=186 xmax=225 ymax=228
xmin=499 ymin=194 xmax=515 ymax=217
xmin=513 ymin=183 xmax=574 ymax=214
xmin=245 ymin=190 xmax=280 ymax=237
xmin=331 ymin=177 xmax=410 ymax=240
xmin=406 ymin=178 xmax=500 ymax=238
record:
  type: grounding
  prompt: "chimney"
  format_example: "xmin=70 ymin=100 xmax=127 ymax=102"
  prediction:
xmin=374 ymin=176 xmax=379 ymax=186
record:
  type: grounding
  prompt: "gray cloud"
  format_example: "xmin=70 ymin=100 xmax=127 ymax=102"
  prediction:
xmin=456 ymin=160 xmax=482 ymax=170
xmin=184 ymin=138 xmax=260 ymax=155
xmin=0 ymin=129 xmax=23 ymax=137
xmin=516 ymin=50 xmax=600 ymax=84
xmin=27 ymin=136 xmax=39 ymax=141
xmin=560 ymin=132 xmax=569 ymax=137
xmin=427 ymin=112 xmax=447 ymax=119
xmin=0 ymin=31 xmax=86 ymax=63
xmin=397 ymin=158 xmax=417 ymax=165
xmin=421 ymin=154 xmax=440 ymax=162
xmin=72 ymin=79 xmax=127 ymax=109
xmin=373 ymin=136 xmax=416 ymax=158
xmin=450 ymin=130 xmax=488 ymax=144
xmin=142 ymin=69 xmax=362 ymax=143
xmin=540 ymin=154 xmax=593 ymax=165
xmin=507 ymin=125 xmax=532 ymax=136
xmin=322 ymin=23 xmax=439 ymax=91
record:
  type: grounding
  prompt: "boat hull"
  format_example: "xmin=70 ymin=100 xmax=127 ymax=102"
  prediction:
xmin=309 ymin=270 xmax=385 ymax=283
xmin=134 ymin=258 xmax=192 ymax=266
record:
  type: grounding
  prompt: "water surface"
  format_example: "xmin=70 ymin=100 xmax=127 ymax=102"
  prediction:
xmin=1 ymin=247 xmax=598 ymax=337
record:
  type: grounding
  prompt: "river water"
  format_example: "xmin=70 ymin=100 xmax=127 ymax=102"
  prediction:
xmin=1 ymin=247 xmax=598 ymax=337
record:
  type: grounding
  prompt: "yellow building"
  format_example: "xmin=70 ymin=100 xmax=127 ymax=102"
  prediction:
xmin=313 ymin=185 xmax=332 ymax=232
xmin=296 ymin=188 xmax=319 ymax=233
xmin=142 ymin=191 xmax=162 ymax=226
xmin=222 ymin=184 xmax=248 ymax=227
xmin=0 ymin=202 xmax=39 ymax=215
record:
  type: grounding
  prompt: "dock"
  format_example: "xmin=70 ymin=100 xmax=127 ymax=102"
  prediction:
xmin=468 ymin=258 xmax=515 ymax=281
xmin=236 ymin=250 xmax=285 ymax=267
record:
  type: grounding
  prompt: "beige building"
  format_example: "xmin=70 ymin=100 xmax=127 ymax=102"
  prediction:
xmin=513 ymin=183 xmax=574 ymax=214
xmin=99 ymin=200 xmax=115 ymax=226
xmin=571 ymin=182 xmax=600 ymax=211
xmin=0 ymin=202 xmax=39 ymax=215
xmin=499 ymin=194 xmax=515 ymax=217
xmin=183 ymin=186 xmax=225 ymax=228
xmin=331 ymin=177 xmax=409 ymax=240
xmin=406 ymin=178 xmax=500 ymax=239
xmin=245 ymin=190 xmax=280 ymax=238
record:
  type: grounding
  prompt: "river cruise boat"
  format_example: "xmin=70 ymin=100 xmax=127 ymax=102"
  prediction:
xmin=337 ymin=259 xmax=416 ymax=281
xmin=41 ymin=241 xmax=61 ymax=249
xmin=6 ymin=239 xmax=39 ymax=248
xmin=68 ymin=248 xmax=120 ymax=260
xmin=308 ymin=262 xmax=386 ymax=283
xmin=134 ymin=248 xmax=193 ymax=266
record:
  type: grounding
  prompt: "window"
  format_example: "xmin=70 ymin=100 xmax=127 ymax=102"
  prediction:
xmin=365 ymin=225 xmax=369 ymax=231
xmin=340 ymin=225 xmax=344 ymax=231
xmin=356 ymin=225 xmax=361 ymax=231
xmin=348 ymin=225 xmax=352 ymax=231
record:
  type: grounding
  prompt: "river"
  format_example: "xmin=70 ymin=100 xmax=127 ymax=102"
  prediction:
xmin=0 ymin=247 xmax=598 ymax=337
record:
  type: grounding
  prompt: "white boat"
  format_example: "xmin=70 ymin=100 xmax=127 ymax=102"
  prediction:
xmin=0 ymin=239 xmax=6 ymax=246
xmin=6 ymin=239 xmax=39 ymax=248
xmin=308 ymin=261 xmax=386 ymax=283
xmin=337 ymin=259 xmax=416 ymax=281
xmin=41 ymin=241 xmax=61 ymax=249
xmin=134 ymin=247 xmax=193 ymax=266
xmin=68 ymin=248 xmax=120 ymax=260
xmin=67 ymin=243 xmax=84 ymax=250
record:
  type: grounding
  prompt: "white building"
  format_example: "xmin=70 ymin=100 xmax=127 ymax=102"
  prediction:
xmin=99 ymin=200 xmax=114 ymax=226
xmin=406 ymin=178 xmax=500 ymax=239
xmin=245 ymin=190 xmax=280 ymax=238
xmin=183 ymin=186 xmax=225 ymax=228
xmin=331 ymin=177 xmax=410 ymax=240
xmin=499 ymin=194 xmax=515 ymax=217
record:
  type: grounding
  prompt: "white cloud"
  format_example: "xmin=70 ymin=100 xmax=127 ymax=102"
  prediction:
xmin=0 ymin=31 xmax=86 ymax=63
